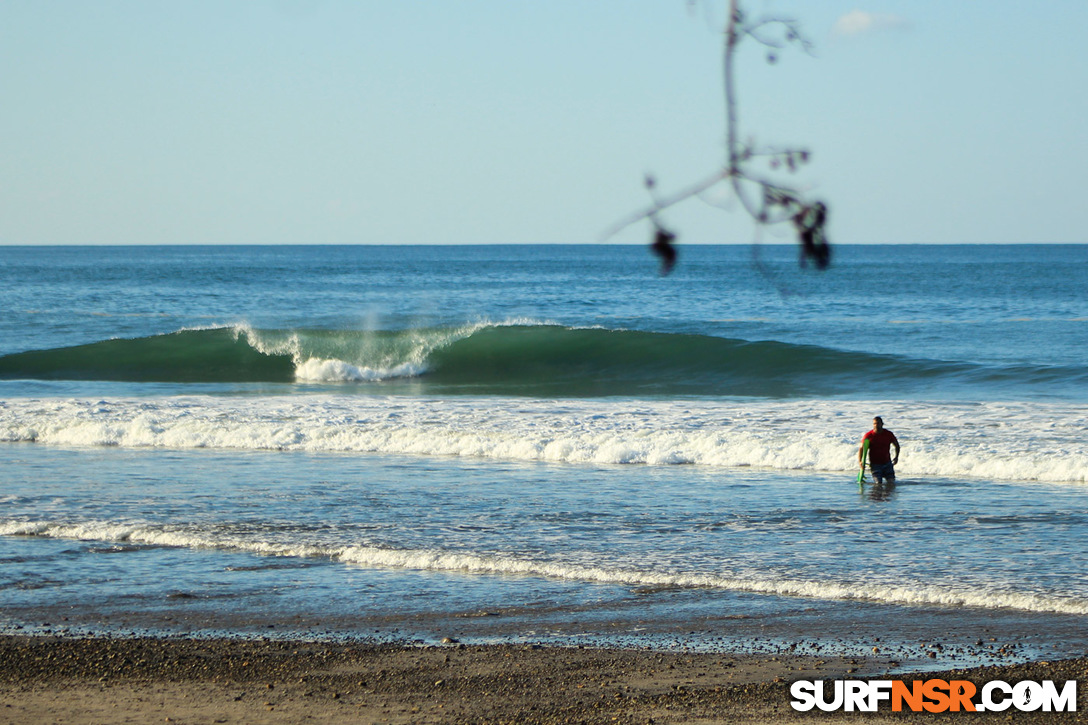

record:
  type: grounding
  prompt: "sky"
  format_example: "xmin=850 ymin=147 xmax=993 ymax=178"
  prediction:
xmin=1 ymin=1 xmax=1086 ymax=246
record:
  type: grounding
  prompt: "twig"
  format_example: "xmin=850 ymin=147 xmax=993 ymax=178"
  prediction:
xmin=599 ymin=169 xmax=728 ymax=241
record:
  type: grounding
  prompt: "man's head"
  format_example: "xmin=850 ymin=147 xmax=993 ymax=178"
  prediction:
xmin=872 ymin=417 xmax=884 ymax=431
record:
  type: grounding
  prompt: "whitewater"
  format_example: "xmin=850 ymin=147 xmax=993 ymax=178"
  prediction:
xmin=1 ymin=395 xmax=1085 ymax=483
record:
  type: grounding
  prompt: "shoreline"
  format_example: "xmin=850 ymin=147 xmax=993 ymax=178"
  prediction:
xmin=1 ymin=635 xmax=1084 ymax=724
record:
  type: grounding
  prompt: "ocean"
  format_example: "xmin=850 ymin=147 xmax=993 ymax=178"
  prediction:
xmin=1 ymin=243 xmax=1086 ymax=672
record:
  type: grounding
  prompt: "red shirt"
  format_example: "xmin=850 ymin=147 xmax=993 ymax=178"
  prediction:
xmin=862 ymin=429 xmax=899 ymax=465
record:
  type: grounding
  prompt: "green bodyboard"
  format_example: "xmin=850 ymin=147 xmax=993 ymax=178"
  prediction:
xmin=857 ymin=437 xmax=870 ymax=487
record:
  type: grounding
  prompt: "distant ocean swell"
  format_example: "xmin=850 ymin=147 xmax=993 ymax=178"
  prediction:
xmin=1 ymin=397 xmax=1085 ymax=483
xmin=3 ymin=519 xmax=1086 ymax=616
xmin=1 ymin=323 xmax=1084 ymax=398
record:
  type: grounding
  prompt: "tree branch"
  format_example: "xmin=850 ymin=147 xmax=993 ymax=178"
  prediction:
xmin=606 ymin=1 xmax=831 ymax=273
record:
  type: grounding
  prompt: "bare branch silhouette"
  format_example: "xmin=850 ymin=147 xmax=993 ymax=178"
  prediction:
xmin=608 ymin=1 xmax=830 ymax=274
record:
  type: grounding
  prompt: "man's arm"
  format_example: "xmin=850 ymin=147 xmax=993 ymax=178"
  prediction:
xmin=892 ymin=434 xmax=900 ymax=464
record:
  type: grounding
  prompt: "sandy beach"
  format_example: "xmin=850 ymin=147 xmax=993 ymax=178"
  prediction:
xmin=1 ymin=635 xmax=1084 ymax=724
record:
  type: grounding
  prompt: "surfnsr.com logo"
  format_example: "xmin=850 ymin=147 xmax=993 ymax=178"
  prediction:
xmin=790 ymin=679 xmax=1077 ymax=713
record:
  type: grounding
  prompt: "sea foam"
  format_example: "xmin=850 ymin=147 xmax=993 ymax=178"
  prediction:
xmin=5 ymin=518 xmax=1087 ymax=615
xmin=0 ymin=396 xmax=1084 ymax=484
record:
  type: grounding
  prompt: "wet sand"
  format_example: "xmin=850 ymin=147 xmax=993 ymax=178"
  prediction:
xmin=0 ymin=635 xmax=1085 ymax=724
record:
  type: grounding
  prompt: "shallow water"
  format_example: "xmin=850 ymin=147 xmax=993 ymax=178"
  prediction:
xmin=3 ymin=443 xmax=1086 ymax=671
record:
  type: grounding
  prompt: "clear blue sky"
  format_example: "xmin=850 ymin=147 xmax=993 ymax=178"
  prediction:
xmin=2 ymin=1 xmax=1086 ymax=245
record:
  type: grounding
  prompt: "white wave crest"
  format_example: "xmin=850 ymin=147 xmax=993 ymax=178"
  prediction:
xmin=294 ymin=358 xmax=427 ymax=382
xmin=1 ymin=397 xmax=1085 ymax=484
xmin=336 ymin=545 xmax=1088 ymax=615
xmin=6 ymin=519 xmax=1088 ymax=616
xmin=230 ymin=318 xmax=560 ymax=383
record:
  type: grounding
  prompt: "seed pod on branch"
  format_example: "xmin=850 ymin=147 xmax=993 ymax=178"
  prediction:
xmin=793 ymin=201 xmax=831 ymax=270
xmin=650 ymin=223 xmax=678 ymax=276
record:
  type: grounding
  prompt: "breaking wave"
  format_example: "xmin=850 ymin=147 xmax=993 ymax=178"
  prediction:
xmin=2 ymin=322 xmax=1084 ymax=398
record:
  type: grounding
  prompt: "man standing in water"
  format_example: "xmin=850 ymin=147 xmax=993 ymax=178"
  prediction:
xmin=860 ymin=417 xmax=900 ymax=484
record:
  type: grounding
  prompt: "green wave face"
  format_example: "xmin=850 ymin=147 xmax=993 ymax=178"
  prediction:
xmin=1 ymin=323 xmax=1082 ymax=397
xmin=0 ymin=328 xmax=296 ymax=383
xmin=424 ymin=326 xmax=865 ymax=396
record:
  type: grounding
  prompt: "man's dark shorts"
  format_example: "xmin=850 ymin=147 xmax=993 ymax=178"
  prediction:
xmin=870 ymin=461 xmax=895 ymax=482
